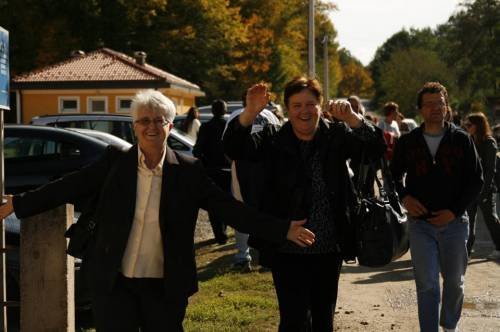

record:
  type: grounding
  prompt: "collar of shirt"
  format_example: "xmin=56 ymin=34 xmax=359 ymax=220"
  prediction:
xmin=137 ymin=147 xmax=166 ymax=176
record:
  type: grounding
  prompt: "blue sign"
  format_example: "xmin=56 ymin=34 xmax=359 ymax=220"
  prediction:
xmin=0 ymin=27 xmax=9 ymax=110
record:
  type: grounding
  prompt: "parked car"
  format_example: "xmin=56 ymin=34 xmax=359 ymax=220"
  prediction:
xmin=4 ymin=124 xmax=125 ymax=328
xmin=197 ymin=101 xmax=243 ymax=115
xmin=173 ymin=113 xmax=230 ymax=132
xmin=30 ymin=113 xmax=194 ymax=157
xmin=31 ymin=113 xmax=136 ymax=143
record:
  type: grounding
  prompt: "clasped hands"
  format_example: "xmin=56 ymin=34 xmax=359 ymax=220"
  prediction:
xmin=402 ymin=195 xmax=455 ymax=226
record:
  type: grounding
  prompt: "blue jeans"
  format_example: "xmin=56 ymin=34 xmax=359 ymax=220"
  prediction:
xmin=409 ymin=216 xmax=469 ymax=332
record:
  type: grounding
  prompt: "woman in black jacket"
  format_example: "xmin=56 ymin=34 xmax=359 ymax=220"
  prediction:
xmin=464 ymin=112 xmax=500 ymax=259
xmin=223 ymin=77 xmax=385 ymax=331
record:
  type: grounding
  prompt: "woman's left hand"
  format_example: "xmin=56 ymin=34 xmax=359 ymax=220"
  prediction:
xmin=287 ymin=219 xmax=315 ymax=247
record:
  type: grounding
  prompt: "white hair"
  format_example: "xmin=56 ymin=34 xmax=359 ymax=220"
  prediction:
xmin=131 ymin=90 xmax=176 ymax=123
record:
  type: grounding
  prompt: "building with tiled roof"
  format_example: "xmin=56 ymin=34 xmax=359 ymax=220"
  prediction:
xmin=10 ymin=48 xmax=205 ymax=123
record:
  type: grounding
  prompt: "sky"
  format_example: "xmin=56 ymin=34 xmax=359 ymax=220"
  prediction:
xmin=329 ymin=0 xmax=463 ymax=66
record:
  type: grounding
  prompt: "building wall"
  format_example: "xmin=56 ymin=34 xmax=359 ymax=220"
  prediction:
xmin=16 ymin=88 xmax=197 ymax=124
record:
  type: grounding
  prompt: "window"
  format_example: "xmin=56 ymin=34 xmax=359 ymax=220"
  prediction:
xmin=87 ymin=97 xmax=107 ymax=113
xmin=116 ymin=97 xmax=133 ymax=113
xmin=4 ymin=137 xmax=80 ymax=159
xmin=58 ymin=97 xmax=80 ymax=113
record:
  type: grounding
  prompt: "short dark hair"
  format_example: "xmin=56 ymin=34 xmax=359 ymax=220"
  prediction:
xmin=211 ymin=99 xmax=227 ymax=117
xmin=383 ymin=102 xmax=399 ymax=116
xmin=284 ymin=76 xmax=323 ymax=108
xmin=417 ymin=82 xmax=449 ymax=109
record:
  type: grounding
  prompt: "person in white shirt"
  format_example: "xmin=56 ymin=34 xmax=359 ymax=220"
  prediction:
xmin=378 ymin=101 xmax=401 ymax=138
xmin=180 ymin=106 xmax=201 ymax=141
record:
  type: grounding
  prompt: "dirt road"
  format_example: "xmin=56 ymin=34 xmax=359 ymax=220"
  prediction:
xmin=195 ymin=210 xmax=500 ymax=331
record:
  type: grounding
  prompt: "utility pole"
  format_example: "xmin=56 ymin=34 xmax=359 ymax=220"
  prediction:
xmin=322 ymin=34 xmax=329 ymax=102
xmin=308 ymin=0 xmax=315 ymax=77
xmin=0 ymin=26 xmax=10 ymax=332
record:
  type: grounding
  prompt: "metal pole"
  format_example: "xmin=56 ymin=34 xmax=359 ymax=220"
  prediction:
xmin=322 ymin=34 xmax=329 ymax=102
xmin=0 ymin=26 xmax=9 ymax=332
xmin=308 ymin=0 xmax=315 ymax=77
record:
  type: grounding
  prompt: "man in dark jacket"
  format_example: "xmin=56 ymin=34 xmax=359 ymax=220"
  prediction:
xmin=193 ymin=99 xmax=230 ymax=244
xmin=0 ymin=90 xmax=315 ymax=331
xmin=224 ymin=77 xmax=386 ymax=331
xmin=391 ymin=82 xmax=483 ymax=332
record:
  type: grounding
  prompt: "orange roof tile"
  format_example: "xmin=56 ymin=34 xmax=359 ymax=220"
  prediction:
xmin=12 ymin=48 xmax=202 ymax=92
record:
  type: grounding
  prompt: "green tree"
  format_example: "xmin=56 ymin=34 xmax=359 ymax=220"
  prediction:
xmin=378 ymin=48 xmax=455 ymax=118
xmin=436 ymin=0 xmax=499 ymax=112
xmin=369 ymin=28 xmax=439 ymax=108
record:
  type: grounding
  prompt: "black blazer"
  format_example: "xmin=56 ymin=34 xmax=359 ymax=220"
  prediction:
xmin=13 ymin=145 xmax=290 ymax=299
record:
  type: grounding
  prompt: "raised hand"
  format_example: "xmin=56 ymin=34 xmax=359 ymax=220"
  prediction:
xmin=0 ymin=195 xmax=14 ymax=219
xmin=287 ymin=219 xmax=316 ymax=247
xmin=327 ymin=100 xmax=362 ymax=128
xmin=239 ymin=83 xmax=270 ymax=127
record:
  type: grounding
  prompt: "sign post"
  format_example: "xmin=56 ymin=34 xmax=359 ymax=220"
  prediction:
xmin=0 ymin=26 xmax=9 ymax=331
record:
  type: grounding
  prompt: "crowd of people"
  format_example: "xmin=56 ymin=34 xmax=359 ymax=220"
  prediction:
xmin=0 ymin=76 xmax=499 ymax=332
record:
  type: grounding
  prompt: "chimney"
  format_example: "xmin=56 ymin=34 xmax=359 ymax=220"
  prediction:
xmin=134 ymin=51 xmax=147 ymax=65
xmin=70 ymin=50 xmax=85 ymax=58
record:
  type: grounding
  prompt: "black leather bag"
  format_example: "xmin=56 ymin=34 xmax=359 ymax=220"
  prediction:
xmin=64 ymin=195 xmax=98 ymax=259
xmin=64 ymin=146 xmax=121 ymax=259
xmin=64 ymin=211 xmax=96 ymax=259
xmin=354 ymin=158 xmax=409 ymax=267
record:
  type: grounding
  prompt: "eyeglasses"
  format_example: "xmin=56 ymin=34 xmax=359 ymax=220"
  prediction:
xmin=134 ymin=117 xmax=169 ymax=127
xmin=422 ymin=101 xmax=446 ymax=109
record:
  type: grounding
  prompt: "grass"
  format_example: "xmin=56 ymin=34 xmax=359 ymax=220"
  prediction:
xmin=82 ymin=234 xmax=280 ymax=331
xmin=184 ymin=237 xmax=280 ymax=331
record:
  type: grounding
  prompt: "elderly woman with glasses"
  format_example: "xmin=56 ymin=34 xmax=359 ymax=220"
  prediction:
xmin=464 ymin=112 xmax=500 ymax=259
xmin=0 ymin=90 xmax=316 ymax=331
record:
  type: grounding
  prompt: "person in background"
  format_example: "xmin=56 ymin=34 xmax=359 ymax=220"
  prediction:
xmin=391 ymin=82 xmax=483 ymax=332
xmin=378 ymin=101 xmax=401 ymax=138
xmin=464 ymin=113 xmax=500 ymax=259
xmin=180 ymin=106 xmax=201 ymax=141
xmin=224 ymin=92 xmax=281 ymax=272
xmin=378 ymin=102 xmax=401 ymax=161
xmin=347 ymin=95 xmax=365 ymax=116
xmin=224 ymin=77 xmax=385 ymax=331
xmin=0 ymin=90 xmax=315 ymax=331
xmin=193 ymin=99 xmax=231 ymax=244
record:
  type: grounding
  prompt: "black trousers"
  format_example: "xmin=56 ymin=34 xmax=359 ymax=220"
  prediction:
xmin=92 ymin=274 xmax=187 ymax=332
xmin=271 ymin=252 xmax=343 ymax=332
xmin=467 ymin=192 xmax=500 ymax=252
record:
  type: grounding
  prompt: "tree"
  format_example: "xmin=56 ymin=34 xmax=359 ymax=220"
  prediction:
xmin=337 ymin=49 xmax=373 ymax=98
xmin=436 ymin=0 xmax=499 ymax=112
xmin=369 ymin=28 xmax=439 ymax=108
xmin=378 ymin=48 xmax=455 ymax=118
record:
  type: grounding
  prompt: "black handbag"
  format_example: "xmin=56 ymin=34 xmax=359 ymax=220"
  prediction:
xmin=64 ymin=195 xmax=98 ymax=259
xmin=64 ymin=146 xmax=121 ymax=259
xmin=353 ymin=157 xmax=409 ymax=267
